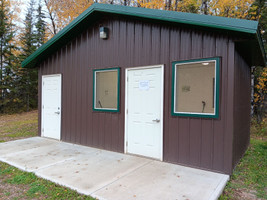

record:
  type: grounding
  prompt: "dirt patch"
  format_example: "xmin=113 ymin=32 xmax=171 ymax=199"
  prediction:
xmin=0 ymin=179 xmax=29 ymax=200
xmin=239 ymin=190 xmax=261 ymax=200
xmin=226 ymin=188 xmax=263 ymax=200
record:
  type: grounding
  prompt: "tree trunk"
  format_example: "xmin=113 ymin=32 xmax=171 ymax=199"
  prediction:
xmin=175 ymin=0 xmax=178 ymax=11
xmin=168 ymin=0 xmax=172 ymax=10
xmin=202 ymin=0 xmax=208 ymax=15
xmin=44 ymin=0 xmax=57 ymax=35
xmin=0 ymin=40 xmax=3 ymax=101
xmin=251 ymin=66 xmax=255 ymax=116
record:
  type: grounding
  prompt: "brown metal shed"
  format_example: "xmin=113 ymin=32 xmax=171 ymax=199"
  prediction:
xmin=22 ymin=3 xmax=266 ymax=175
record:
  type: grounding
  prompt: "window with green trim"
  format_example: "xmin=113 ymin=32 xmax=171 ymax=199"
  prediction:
xmin=93 ymin=68 xmax=120 ymax=112
xmin=172 ymin=57 xmax=220 ymax=118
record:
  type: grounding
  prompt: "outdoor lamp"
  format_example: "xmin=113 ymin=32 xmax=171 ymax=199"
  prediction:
xmin=100 ymin=27 xmax=108 ymax=39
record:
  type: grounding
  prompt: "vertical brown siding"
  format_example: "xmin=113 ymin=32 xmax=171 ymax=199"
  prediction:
xmin=39 ymin=16 xmax=236 ymax=174
xmin=232 ymin=48 xmax=251 ymax=169
xmin=225 ymin=41 xmax=235 ymax=173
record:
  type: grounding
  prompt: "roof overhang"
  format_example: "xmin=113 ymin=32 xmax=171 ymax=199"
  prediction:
xmin=22 ymin=3 xmax=266 ymax=68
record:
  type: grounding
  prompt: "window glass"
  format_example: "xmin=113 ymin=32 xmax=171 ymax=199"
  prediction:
xmin=173 ymin=58 xmax=219 ymax=118
xmin=94 ymin=68 xmax=119 ymax=111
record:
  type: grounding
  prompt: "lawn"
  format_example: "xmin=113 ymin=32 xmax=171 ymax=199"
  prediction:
xmin=0 ymin=111 xmax=38 ymax=143
xmin=219 ymin=118 xmax=267 ymax=200
xmin=0 ymin=111 xmax=266 ymax=200
xmin=0 ymin=162 xmax=95 ymax=200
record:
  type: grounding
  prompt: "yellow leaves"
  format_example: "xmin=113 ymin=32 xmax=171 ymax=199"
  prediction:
xmin=254 ymin=67 xmax=267 ymax=104
xmin=209 ymin=0 xmax=254 ymax=19
xmin=175 ymin=0 xmax=200 ymax=13
xmin=137 ymin=0 xmax=200 ymax=12
xmin=10 ymin=0 xmax=22 ymax=22
xmin=45 ymin=0 xmax=94 ymax=34
xmin=249 ymin=5 xmax=259 ymax=20
xmin=138 ymin=0 xmax=165 ymax=9
xmin=136 ymin=0 xmax=254 ymax=18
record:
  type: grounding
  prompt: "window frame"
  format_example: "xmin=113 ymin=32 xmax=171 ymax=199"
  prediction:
xmin=93 ymin=67 xmax=120 ymax=112
xmin=171 ymin=57 xmax=220 ymax=119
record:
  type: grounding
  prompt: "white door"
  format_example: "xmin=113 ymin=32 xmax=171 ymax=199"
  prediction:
xmin=125 ymin=65 xmax=164 ymax=160
xmin=42 ymin=74 xmax=62 ymax=140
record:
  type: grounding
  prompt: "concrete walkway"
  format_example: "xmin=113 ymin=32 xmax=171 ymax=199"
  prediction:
xmin=0 ymin=137 xmax=229 ymax=200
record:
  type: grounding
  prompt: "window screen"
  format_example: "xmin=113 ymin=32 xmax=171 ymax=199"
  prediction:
xmin=172 ymin=58 xmax=220 ymax=118
xmin=93 ymin=68 xmax=120 ymax=112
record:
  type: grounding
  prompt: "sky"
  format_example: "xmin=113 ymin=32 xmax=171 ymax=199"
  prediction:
xmin=20 ymin=0 xmax=32 ymax=19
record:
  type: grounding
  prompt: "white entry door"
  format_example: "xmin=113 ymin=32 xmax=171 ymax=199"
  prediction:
xmin=42 ymin=74 xmax=62 ymax=140
xmin=125 ymin=65 xmax=164 ymax=160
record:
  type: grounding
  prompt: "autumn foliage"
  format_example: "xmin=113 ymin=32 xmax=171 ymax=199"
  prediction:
xmin=254 ymin=67 xmax=267 ymax=122
xmin=44 ymin=0 xmax=94 ymax=35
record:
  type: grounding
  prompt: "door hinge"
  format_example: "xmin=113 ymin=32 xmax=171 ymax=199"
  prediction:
xmin=126 ymin=141 xmax=128 ymax=147
xmin=42 ymin=105 xmax=44 ymax=109
xmin=127 ymin=77 xmax=129 ymax=82
xmin=126 ymin=109 xmax=128 ymax=114
xmin=42 ymin=128 xmax=44 ymax=132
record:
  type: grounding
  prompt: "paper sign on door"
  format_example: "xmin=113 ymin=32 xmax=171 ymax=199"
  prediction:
xmin=139 ymin=80 xmax=150 ymax=90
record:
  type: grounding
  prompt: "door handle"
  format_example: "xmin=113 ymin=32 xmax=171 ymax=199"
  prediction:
xmin=152 ymin=119 xmax=160 ymax=123
xmin=55 ymin=111 xmax=60 ymax=115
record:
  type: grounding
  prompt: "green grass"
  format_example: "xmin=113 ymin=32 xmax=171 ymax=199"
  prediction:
xmin=0 ymin=162 xmax=95 ymax=200
xmin=0 ymin=119 xmax=38 ymax=138
xmin=251 ymin=117 xmax=267 ymax=138
xmin=220 ymin=117 xmax=267 ymax=200
xmin=219 ymin=139 xmax=267 ymax=199
xmin=0 ymin=111 xmax=38 ymax=142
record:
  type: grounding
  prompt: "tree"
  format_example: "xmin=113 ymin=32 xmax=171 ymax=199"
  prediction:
xmin=175 ymin=0 xmax=199 ymax=13
xmin=36 ymin=0 xmax=47 ymax=47
xmin=21 ymin=0 xmax=37 ymax=58
xmin=249 ymin=0 xmax=267 ymax=122
xmin=249 ymin=0 xmax=267 ymax=51
xmin=19 ymin=0 xmax=38 ymax=112
xmin=137 ymin=0 xmax=165 ymax=9
xmin=43 ymin=0 xmax=94 ymax=36
xmin=254 ymin=67 xmax=267 ymax=122
xmin=43 ymin=0 xmax=57 ymax=35
xmin=200 ymin=0 xmax=208 ymax=14
xmin=0 ymin=0 xmax=17 ymax=113
xmin=209 ymin=0 xmax=254 ymax=19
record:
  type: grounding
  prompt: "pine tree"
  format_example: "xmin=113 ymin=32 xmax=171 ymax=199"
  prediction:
xmin=19 ymin=0 xmax=38 ymax=112
xmin=36 ymin=0 xmax=46 ymax=48
xmin=21 ymin=0 xmax=37 ymax=59
xmin=0 ymin=0 xmax=17 ymax=113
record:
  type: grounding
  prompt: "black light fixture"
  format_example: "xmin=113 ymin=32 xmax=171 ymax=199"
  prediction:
xmin=100 ymin=27 xmax=108 ymax=39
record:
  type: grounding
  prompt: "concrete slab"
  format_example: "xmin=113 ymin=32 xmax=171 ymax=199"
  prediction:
xmin=0 ymin=137 xmax=57 ymax=156
xmin=1 ymin=141 xmax=100 ymax=172
xmin=92 ymin=161 xmax=229 ymax=200
xmin=0 ymin=137 xmax=229 ymax=200
xmin=36 ymin=150 xmax=152 ymax=195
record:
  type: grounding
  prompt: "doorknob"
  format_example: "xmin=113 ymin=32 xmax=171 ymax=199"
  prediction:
xmin=55 ymin=111 xmax=60 ymax=115
xmin=152 ymin=119 xmax=160 ymax=123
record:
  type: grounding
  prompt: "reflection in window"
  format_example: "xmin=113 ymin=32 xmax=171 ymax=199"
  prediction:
xmin=172 ymin=58 xmax=219 ymax=118
xmin=93 ymin=68 xmax=120 ymax=112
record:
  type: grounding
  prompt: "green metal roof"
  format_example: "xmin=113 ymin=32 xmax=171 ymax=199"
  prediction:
xmin=22 ymin=3 xmax=266 ymax=68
